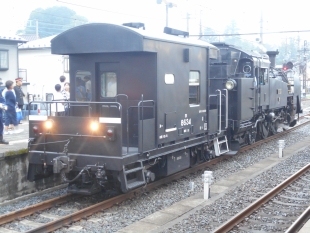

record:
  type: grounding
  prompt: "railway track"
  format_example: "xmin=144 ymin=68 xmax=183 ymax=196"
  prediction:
xmin=213 ymin=163 xmax=310 ymax=233
xmin=0 ymin=117 xmax=309 ymax=232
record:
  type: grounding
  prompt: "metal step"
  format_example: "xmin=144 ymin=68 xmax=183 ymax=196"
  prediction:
xmin=225 ymin=151 xmax=238 ymax=155
xmin=124 ymin=167 xmax=143 ymax=175
xmin=214 ymin=136 xmax=229 ymax=156
xmin=127 ymin=180 xmax=145 ymax=189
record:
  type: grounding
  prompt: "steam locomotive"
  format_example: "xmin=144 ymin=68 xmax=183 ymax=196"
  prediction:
xmin=27 ymin=23 xmax=302 ymax=195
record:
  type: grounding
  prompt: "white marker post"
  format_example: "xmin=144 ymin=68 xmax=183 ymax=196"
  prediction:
xmin=202 ymin=171 xmax=214 ymax=200
xmin=278 ymin=140 xmax=285 ymax=158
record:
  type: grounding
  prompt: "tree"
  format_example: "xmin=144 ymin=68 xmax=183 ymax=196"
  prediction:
xmin=275 ymin=37 xmax=299 ymax=64
xmin=17 ymin=6 xmax=88 ymax=38
xmin=201 ymin=27 xmax=219 ymax=43
xmin=223 ymin=20 xmax=240 ymax=46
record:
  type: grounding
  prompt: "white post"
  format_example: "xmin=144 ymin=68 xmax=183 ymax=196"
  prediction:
xmin=189 ymin=181 xmax=194 ymax=191
xmin=202 ymin=171 xmax=213 ymax=200
xmin=278 ymin=140 xmax=285 ymax=158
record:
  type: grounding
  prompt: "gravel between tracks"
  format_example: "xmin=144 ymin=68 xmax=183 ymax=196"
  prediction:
xmin=51 ymin=125 xmax=310 ymax=232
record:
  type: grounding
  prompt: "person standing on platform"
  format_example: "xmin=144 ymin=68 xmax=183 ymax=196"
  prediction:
xmin=14 ymin=77 xmax=25 ymax=124
xmin=0 ymin=79 xmax=8 ymax=144
xmin=4 ymin=80 xmax=23 ymax=134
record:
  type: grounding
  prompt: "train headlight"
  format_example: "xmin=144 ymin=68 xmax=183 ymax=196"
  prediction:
xmin=225 ymin=79 xmax=237 ymax=90
xmin=90 ymin=121 xmax=99 ymax=131
xmin=44 ymin=120 xmax=53 ymax=130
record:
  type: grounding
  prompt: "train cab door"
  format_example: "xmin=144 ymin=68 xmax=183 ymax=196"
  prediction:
xmin=97 ymin=62 xmax=119 ymax=101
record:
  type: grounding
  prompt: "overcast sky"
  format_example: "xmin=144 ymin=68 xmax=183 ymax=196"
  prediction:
xmin=2 ymin=0 xmax=310 ymax=47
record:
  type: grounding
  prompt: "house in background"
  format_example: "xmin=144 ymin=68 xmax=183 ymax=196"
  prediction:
xmin=18 ymin=35 xmax=69 ymax=101
xmin=0 ymin=35 xmax=27 ymax=91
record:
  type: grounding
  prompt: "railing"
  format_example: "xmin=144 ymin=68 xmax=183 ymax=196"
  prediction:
xmin=29 ymin=97 xmax=155 ymax=155
xmin=138 ymin=95 xmax=155 ymax=153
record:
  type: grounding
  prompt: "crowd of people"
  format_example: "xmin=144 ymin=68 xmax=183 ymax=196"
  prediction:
xmin=0 ymin=77 xmax=25 ymax=144
xmin=0 ymin=75 xmax=71 ymax=144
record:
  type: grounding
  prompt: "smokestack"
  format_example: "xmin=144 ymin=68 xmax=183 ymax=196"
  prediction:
xmin=266 ymin=50 xmax=279 ymax=68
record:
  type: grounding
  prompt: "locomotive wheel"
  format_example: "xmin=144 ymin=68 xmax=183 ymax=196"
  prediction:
xmin=269 ymin=121 xmax=278 ymax=135
xmin=258 ymin=121 xmax=269 ymax=139
xmin=247 ymin=129 xmax=256 ymax=145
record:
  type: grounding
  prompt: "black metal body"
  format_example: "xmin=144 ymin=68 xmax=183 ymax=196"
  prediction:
xmin=27 ymin=23 xmax=219 ymax=194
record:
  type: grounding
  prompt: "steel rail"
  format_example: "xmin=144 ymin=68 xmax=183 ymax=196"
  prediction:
xmin=212 ymin=163 xmax=310 ymax=233
xmin=239 ymin=117 xmax=310 ymax=153
xmin=285 ymin=205 xmax=310 ymax=233
xmin=25 ymin=155 xmax=232 ymax=233
xmin=0 ymin=194 xmax=73 ymax=225
xmin=5 ymin=117 xmax=309 ymax=232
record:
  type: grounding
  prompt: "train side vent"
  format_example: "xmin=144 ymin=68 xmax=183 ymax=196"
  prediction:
xmin=164 ymin=27 xmax=189 ymax=37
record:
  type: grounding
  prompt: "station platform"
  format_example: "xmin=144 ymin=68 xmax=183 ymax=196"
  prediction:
xmin=0 ymin=119 xmax=28 ymax=158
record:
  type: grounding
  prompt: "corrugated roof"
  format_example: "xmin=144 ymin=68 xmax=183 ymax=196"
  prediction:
xmin=19 ymin=35 xmax=57 ymax=49
xmin=19 ymin=34 xmax=40 ymax=41
xmin=0 ymin=35 xmax=27 ymax=43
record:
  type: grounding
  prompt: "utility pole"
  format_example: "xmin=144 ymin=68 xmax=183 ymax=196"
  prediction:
xmin=199 ymin=8 xmax=202 ymax=37
xmin=36 ymin=19 xmax=39 ymax=39
xmin=303 ymin=40 xmax=307 ymax=93
xmin=156 ymin=0 xmax=177 ymax=27
xmin=260 ymin=10 xmax=263 ymax=44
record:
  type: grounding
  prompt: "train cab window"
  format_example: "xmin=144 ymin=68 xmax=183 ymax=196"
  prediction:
xmin=165 ymin=74 xmax=174 ymax=84
xmin=259 ymin=68 xmax=268 ymax=85
xmin=101 ymin=72 xmax=117 ymax=97
xmin=189 ymin=71 xmax=200 ymax=105
xmin=75 ymin=70 xmax=91 ymax=101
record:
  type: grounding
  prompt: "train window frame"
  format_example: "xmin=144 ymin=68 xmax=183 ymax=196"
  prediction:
xmin=101 ymin=72 xmax=117 ymax=97
xmin=0 ymin=49 xmax=9 ymax=70
xmin=189 ymin=71 xmax=200 ymax=106
xmin=75 ymin=70 xmax=92 ymax=102
xmin=165 ymin=74 xmax=174 ymax=84
xmin=63 ymin=55 xmax=69 ymax=73
xmin=263 ymin=69 xmax=268 ymax=84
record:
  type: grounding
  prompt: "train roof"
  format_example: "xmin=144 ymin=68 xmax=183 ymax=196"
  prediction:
xmin=212 ymin=42 xmax=268 ymax=59
xmin=51 ymin=23 xmax=218 ymax=58
xmin=212 ymin=42 xmax=270 ymax=67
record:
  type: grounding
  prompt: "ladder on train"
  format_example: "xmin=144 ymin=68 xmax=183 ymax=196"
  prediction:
xmin=213 ymin=136 xmax=229 ymax=156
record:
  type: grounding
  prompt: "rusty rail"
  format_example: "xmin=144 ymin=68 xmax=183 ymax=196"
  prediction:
xmin=213 ymin=163 xmax=310 ymax=233
xmin=3 ymin=117 xmax=310 ymax=232
xmin=0 ymin=194 xmax=73 ymax=225
xmin=285 ymin=205 xmax=310 ymax=233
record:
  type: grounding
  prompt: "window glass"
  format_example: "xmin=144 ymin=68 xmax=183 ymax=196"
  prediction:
xmin=165 ymin=74 xmax=174 ymax=84
xmin=264 ymin=69 xmax=268 ymax=84
xmin=189 ymin=71 xmax=200 ymax=105
xmin=75 ymin=70 xmax=91 ymax=101
xmin=101 ymin=72 xmax=117 ymax=97
xmin=0 ymin=50 xmax=8 ymax=70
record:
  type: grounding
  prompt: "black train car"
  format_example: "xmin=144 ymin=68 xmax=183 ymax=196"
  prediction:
xmin=210 ymin=43 xmax=302 ymax=148
xmin=27 ymin=23 xmax=224 ymax=194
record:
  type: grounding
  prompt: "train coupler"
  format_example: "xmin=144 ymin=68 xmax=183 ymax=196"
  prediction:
xmin=53 ymin=156 xmax=76 ymax=174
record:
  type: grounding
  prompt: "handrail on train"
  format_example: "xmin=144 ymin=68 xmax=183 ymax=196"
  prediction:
xmin=29 ymin=97 xmax=155 ymax=155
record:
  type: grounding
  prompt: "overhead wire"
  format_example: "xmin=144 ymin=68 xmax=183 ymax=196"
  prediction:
xmin=56 ymin=0 xmax=163 ymax=20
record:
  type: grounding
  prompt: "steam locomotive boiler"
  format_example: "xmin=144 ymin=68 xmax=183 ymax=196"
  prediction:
xmin=209 ymin=43 xmax=302 ymax=149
